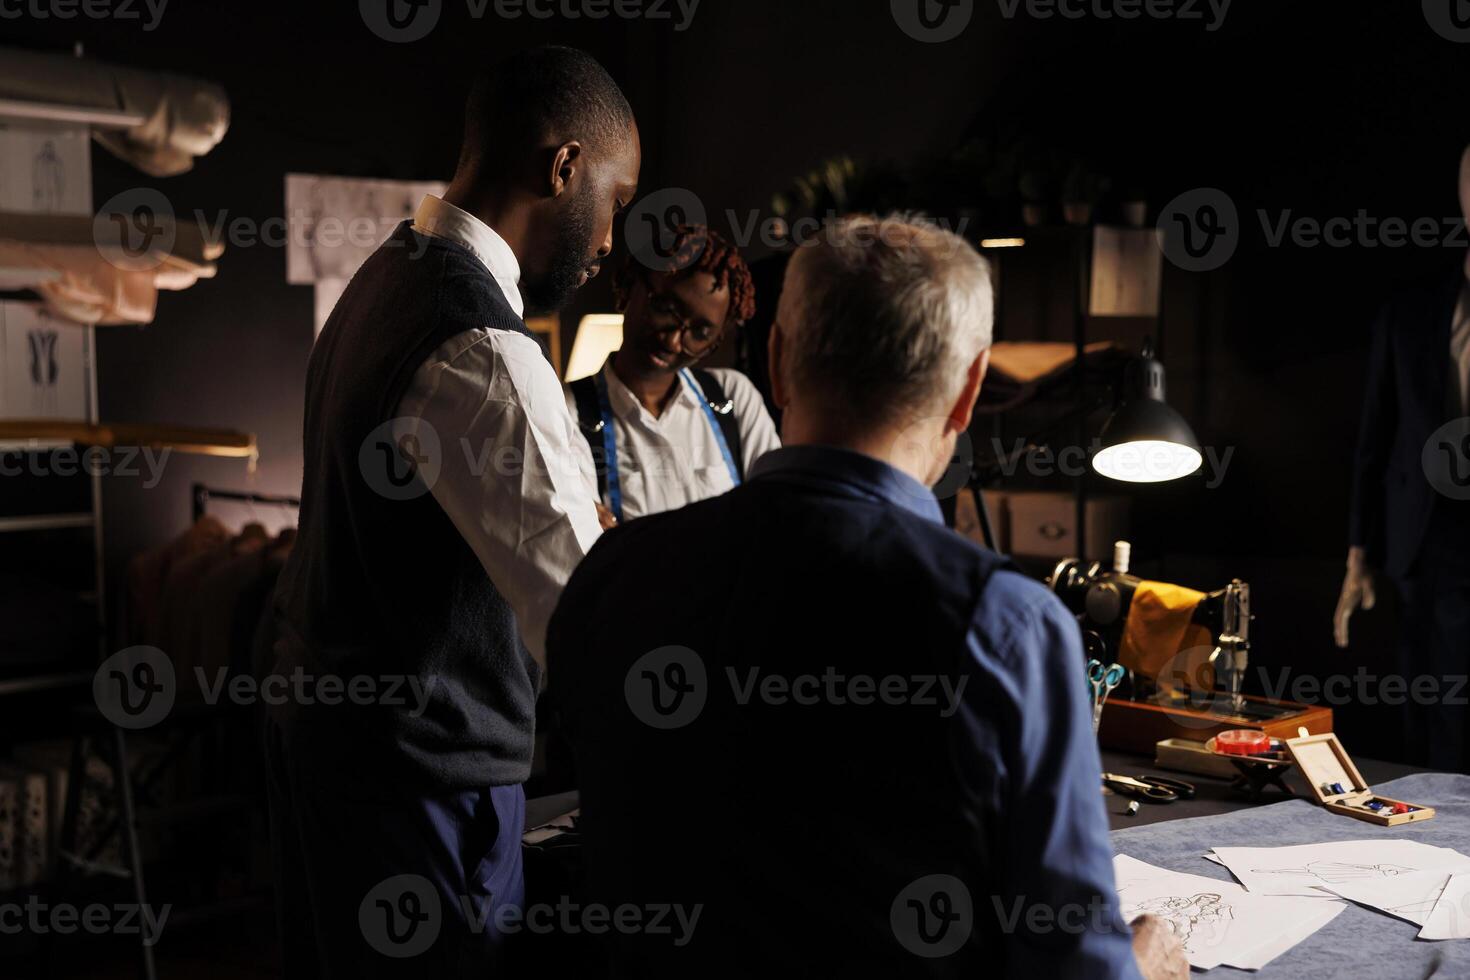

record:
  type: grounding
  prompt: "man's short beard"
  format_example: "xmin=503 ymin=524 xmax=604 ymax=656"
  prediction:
xmin=521 ymin=192 xmax=598 ymax=315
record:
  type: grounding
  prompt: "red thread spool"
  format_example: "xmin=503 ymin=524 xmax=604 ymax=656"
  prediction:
xmin=1214 ymin=729 xmax=1271 ymax=757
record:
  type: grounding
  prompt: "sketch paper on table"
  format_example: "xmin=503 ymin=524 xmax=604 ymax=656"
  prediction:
xmin=1113 ymin=855 xmax=1336 ymax=970
xmin=1317 ymin=869 xmax=1450 ymax=927
xmin=1420 ymin=873 xmax=1470 ymax=940
xmin=1228 ymin=899 xmax=1344 ymax=971
xmin=1212 ymin=840 xmax=1470 ymax=897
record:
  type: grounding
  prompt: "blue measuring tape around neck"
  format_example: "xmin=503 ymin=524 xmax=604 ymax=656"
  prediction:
xmin=593 ymin=368 xmax=742 ymax=522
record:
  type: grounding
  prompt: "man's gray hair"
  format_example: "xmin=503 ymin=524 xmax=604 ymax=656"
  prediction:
xmin=778 ymin=213 xmax=994 ymax=428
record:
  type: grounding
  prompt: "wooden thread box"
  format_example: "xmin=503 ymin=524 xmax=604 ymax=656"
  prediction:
xmin=1284 ymin=728 xmax=1435 ymax=827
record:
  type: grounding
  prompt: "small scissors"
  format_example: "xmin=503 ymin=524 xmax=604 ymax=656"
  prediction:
xmin=1086 ymin=658 xmax=1126 ymax=733
xmin=1102 ymin=773 xmax=1197 ymax=804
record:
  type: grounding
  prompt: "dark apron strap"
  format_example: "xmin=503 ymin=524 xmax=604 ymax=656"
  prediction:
xmin=568 ymin=375 xmax=608 ymax=500
xmin=689 ymin=368 xmax=744 ymax=481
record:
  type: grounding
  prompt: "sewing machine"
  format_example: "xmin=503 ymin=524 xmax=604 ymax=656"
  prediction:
xmin=1047 ymin=545 xmax=1332 ymax=753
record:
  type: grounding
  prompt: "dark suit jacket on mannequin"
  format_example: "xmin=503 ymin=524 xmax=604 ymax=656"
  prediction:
xmin=1350 ymin=260 xmax=1468 ymax=579
xmin=1349 ymin=255 xmax=1470 ymax=772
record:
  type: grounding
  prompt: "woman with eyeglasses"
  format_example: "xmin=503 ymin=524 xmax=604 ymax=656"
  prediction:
xmin=565 ymin=224 xmax=780 ymax=527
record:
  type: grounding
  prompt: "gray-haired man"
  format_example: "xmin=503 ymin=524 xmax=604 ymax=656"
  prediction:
xmin=547 ymin=214 xmax=1186 ymax=978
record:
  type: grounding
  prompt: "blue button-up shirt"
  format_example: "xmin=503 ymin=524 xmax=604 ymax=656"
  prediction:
xmin=750 ymin=446 xmax=1143 ymax=979
xmin=552 ymin=443 xmax=1144 ymax=978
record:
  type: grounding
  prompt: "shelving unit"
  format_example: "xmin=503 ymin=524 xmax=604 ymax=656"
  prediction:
xmin=972 ymin=221 xmax=1165 ymax=560
xmin=0 ymin=48 xmax=242 ymax=980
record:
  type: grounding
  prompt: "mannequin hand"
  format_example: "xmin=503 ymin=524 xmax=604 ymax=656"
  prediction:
xmin=1333 ymin=546 xmax=1377 ymax=649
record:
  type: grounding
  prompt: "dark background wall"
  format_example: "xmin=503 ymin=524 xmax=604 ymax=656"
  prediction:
xmin=6 ymin=1 xmax=1468 ymax=758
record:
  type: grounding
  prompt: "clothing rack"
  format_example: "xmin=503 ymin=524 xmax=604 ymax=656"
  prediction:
xmin=191 ymin=483 xmax=300 ymax=523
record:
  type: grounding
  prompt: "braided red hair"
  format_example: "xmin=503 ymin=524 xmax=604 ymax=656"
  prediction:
xmin=613 ymin=224 xmax=756 ymax=327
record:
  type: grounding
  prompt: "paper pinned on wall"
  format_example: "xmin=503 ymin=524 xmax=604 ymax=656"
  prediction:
xmin=284 ymin=174 xmax=446 ymax=336
xmin=1210 ymin=840 xmax=1470 ymax=898
xmin=1089 ymin=225 xmax=1161 ymax=317
xmin=0 ymin=123 xmax=92 ymax=216
xmin=1113 ymin=855 xmax=1342 ymax=971
xmin=284 ymin=174 xmax=446 ymax=285
xmin=0 ymin=300 xmax=90 ymax=419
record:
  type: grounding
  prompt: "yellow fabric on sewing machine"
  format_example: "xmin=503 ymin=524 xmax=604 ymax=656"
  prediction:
xmin=1119 ymin=581 xmax=1213 ymax=692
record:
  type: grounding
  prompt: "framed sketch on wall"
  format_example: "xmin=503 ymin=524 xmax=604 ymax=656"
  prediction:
xmin=285 ymin=173 xmax=446 ymax=336
xmin=0 ymin=301 xmax=91 ymax=420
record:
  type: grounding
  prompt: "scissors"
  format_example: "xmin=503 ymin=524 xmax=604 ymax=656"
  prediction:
xmin=1101 ymin=773 xmax=1197 ymax=804
xmin=1086 ymin=659 xmax=1126 ymax=733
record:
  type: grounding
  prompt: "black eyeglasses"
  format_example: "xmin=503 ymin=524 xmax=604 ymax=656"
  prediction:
xmin=645 ymin=292 xmax=725 ymax=356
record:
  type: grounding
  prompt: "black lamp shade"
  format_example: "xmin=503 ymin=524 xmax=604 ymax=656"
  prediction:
xmin=1091 ymin=350 xmax=1203 ymax=483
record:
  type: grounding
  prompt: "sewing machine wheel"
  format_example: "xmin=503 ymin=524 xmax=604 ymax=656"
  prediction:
xmin=1085 ymin=581 xmax=1124 ymax=625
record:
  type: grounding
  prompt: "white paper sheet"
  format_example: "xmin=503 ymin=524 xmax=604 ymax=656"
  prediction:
xmin=1420 ymin=873 xmax=1470 ymax=941
xmin=1211 ymin=840 xmax=1470 ymax=898
xmin=1231 ymin=900 xmax=1345 ymax=971
xmin=1317 ymin=869 xmax=1451 ymax=927
xmin=1113 ymin=855 xmax=1338 ymax=970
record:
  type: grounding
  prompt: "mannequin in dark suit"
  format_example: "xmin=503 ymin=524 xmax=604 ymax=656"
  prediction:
xmin=1339 ymin=146 xmax=1470 ymax=772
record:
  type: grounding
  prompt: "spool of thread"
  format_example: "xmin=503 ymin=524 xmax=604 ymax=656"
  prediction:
xmin=1215 ymin=729 xmax=1271 ymax=756
xmin=1114 ymin=540 xmax=1132 ymax=575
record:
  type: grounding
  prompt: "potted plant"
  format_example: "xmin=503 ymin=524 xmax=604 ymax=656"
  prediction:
xmin=1119 ymin=181 xmax=1149 ymax=227
xmin=1019 ymin=170 xmax=1051 ymax=227
xmin=1061 ymin=162 xmax=1111 ymax=226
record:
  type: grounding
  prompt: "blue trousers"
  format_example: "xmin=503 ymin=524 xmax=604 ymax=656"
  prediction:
xmin=265 ymin=718 xmax=525 ymax=978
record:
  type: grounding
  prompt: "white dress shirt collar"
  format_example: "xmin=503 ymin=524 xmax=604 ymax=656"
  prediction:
xmin=412 ymin=195 xmax=524 ymax=318
xmin=600 ymin=354 xmax=702 ymax=424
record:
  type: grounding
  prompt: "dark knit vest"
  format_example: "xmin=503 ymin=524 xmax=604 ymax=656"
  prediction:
xmin=269 ymin=220 xmax=538 ymax=794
